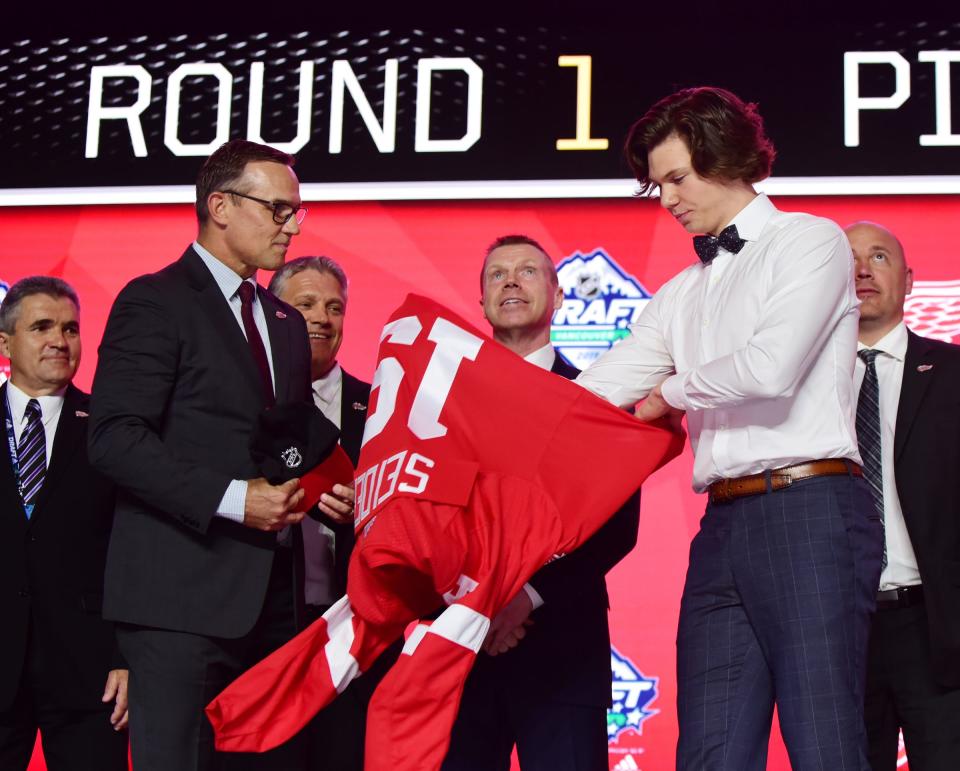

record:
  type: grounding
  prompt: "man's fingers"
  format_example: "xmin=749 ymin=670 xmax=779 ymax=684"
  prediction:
xmin=317 ymin=499 xmax=353 ymax=524
xmin=331 ymin=483 xmax=356 ymax=503
xmin=101 ymin=677 xmax=117 ymax=702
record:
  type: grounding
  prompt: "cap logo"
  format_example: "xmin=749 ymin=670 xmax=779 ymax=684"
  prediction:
xmin=281 ymin=446 xmax=303 ymax=468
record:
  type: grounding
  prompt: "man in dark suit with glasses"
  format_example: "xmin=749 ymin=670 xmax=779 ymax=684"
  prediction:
xmin=90 ymin=139 xmax=313 ymax=771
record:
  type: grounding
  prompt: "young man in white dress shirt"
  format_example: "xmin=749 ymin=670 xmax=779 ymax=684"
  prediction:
xmin=577 ymin=87 xmax=883 ymax=771
xmin=847 ymin=221 xmax=960 ymax=771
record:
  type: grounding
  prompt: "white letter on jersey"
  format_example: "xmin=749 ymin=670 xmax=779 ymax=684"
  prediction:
xmin=361 ymin=316 xmax=423 ymax=448
xmin=398 ymin=453 xmax=435 ymax=494
xmin=408 ymin=318 xmax=483 ymax=440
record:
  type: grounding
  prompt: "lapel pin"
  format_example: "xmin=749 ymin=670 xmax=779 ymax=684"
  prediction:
xmin=917 ymin=364 xmax=933 ymax=372
xmin=275 ymin=310 xmax=287 ymax=319
xmin=352 ymin=402 xmax=367 ymax=411
xmin=75 ymin=410 xmax=89 ymax=418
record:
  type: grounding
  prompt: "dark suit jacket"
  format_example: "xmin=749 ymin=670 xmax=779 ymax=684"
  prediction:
xmin=467 ymin=352 xmax=641 ymax=706
xmin=893 ymin=330 xmax=960 ymax=687
xmin=312 ymin=368 xmax=370 ymax=600
xmin=0 ymin=383 xmax=120 ymax=711
xmin=89 ymin=246 xmax=312 ymax=639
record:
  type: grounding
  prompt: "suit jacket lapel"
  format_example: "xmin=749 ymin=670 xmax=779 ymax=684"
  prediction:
xmin=339 ymin=371 xmax=369 ymax=467
xmin=260 ymin=288 xmax=291 ymax=404
xmin=182 ymin=248 xmax=268 ymax=408
xmin=895 ymin=330 xmax=936 ymax=463
xmin=550 ymin=352 xmax=580 ymax=381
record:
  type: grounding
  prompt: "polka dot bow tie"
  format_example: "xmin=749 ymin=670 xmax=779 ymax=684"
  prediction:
xmin=692 ymin=224 xmax=746 ymax=264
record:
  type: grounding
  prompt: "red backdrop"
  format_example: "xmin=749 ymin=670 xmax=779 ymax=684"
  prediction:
xmin=7 ymin=195 xmax=951 ymax=770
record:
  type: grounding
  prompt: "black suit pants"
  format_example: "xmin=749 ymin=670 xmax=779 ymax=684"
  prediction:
xmin=865 ymin=601 xmax=960 ymax=771
xmin=117 ymin=549 xmax=306 ymax=771
xmin=0 ymin=618 xmax=127 ymax=771
xmin=441 ymin=662 xmax=608 ymax=771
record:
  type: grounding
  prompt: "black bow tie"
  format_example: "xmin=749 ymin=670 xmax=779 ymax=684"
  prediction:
xmin=693 ymin=224 xmax=746 ymax=264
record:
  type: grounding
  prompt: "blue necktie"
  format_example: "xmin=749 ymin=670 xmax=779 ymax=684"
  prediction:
xmin=18 ymin=399 xmax=46 ymax=517
xmin=856 ymin=350 xmax=886 ymax=568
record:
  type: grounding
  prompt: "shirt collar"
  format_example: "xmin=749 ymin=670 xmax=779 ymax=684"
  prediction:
xmin=726 ymin=193 xmax=775 ymax=243
xmin=5 ymin=380 xmax=67 ymax=428
xmin=858 ymin=321 xmax=908 ymax=362
xmin=523 ymin=343 xmax=556 ymax=371
xmin=193 ymin=240 xmax=257 ymax=303
xmin=313 ymin=362 xmax=343 ymax=405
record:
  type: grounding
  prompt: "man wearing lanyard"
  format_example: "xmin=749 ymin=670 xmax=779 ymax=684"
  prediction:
xmin=89 ymin=139 xmax=312 ymax=771
xmin=847 ymin=221 xmax=960 ymax=771
xmin=0 ymin=276 xmax=128 ymax=770
xmin=577 ymin=87 xmax=883 ymax=770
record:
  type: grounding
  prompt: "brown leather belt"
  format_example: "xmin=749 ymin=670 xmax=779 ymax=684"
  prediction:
xmin=708 ymin=459 xmax=863 ymax=505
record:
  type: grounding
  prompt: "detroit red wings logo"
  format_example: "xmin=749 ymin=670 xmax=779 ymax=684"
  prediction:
xmin=903 ymin=280 xmax=960 ymax=343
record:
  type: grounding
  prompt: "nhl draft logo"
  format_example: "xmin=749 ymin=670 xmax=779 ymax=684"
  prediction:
xmin=903 ymin=280 xmax=960 ymax=344
xmin=551 ymin=249 xmax=652 ymax=370
xmin=608 ymin=646 xmax=659 ymax=740
xmin=280 ymin=446 xmax=303 ymax=469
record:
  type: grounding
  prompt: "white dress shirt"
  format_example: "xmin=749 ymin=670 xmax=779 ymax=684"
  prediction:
xmin=5 ymin=381 xmax=66 ymax=466
xmin=855 ymin=322 xmax=920 ymax=590
xmin=304 ymin=364 xmax=343 ymax=606
xmin=193 ymin=241 xmax=276 ymax=523
xmin=577 ymin=194 xmax=862 ymax=492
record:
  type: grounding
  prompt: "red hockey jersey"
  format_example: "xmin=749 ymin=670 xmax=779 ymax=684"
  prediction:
xmin=207 ymin=294 xmax=683 ymax=770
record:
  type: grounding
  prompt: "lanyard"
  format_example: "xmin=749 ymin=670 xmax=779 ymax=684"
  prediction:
xmin=4 ymin=392 xmax=34 ymax=518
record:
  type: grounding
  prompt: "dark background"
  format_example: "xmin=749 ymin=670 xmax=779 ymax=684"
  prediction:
xmin=2 ymin=5 xmax=957 ymax=187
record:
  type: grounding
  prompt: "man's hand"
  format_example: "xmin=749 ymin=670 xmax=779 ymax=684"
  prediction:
xmin=483 ymin=590 xmax=534 ymax=656
xmin=243 ymin=478 xmax=306 ymax=531
xmin=318 ymin=482 xmax=355 ymax=525
xmin=102 ymin=669 xmax=129 ymax=731
xmin=635 ymin=382 xmax=673 ymax=422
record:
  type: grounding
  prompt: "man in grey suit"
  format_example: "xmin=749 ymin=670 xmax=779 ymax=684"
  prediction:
xmin=89 ymin=139 xmax=313 ymax=771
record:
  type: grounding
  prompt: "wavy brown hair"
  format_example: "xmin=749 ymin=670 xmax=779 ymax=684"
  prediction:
xmin=625 ymin=87 xmax=775 ymax=195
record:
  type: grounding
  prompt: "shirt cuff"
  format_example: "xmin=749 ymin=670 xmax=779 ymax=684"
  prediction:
xmin=214 ymin=480 xmax=247 ymax=523
xmin=660 ymin=373 xmax=688 ymax=411
xmin=523 ymin=582 xmax=544 ymax=610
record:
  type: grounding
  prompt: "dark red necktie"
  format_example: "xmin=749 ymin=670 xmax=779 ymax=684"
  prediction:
xmin=237 ymin=281 xmax=275 ymax=407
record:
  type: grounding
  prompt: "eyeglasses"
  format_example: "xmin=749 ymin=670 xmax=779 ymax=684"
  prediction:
xmin=221 ymin=190 xmax=307 ymax=225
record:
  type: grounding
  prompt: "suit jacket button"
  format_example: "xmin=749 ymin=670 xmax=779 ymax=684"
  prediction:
xmin=18 ymin=589 xmax=29 ymax=598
